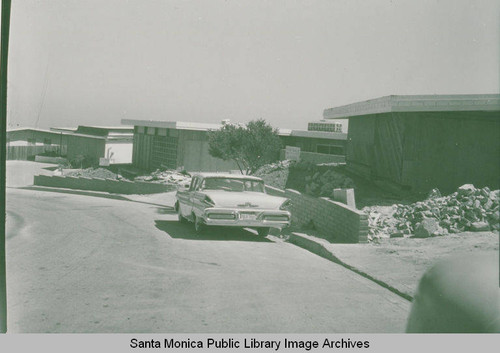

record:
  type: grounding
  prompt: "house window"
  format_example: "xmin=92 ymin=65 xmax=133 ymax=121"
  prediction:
xmin=151 ymin=135 xmax=178 ymax=169
xmin=43 ymin=138 xmax=51 ymax=145
xmin=308 ymin=122 xmax=342 ymax=132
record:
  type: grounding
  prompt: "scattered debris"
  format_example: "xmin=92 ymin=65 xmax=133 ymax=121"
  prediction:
xmin=63 ymin=167 xmax=192 ymax=188
xmin=134 ymin=169 xmax=191 ymax=187
xmin=390 ymin=232 xmax=404 ymax=238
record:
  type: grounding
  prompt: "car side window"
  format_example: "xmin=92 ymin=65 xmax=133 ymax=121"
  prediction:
xmin=195 ymin=178 xmax=204 ymax=191
xmin=189 ymin=177 xmax=198 ymax=191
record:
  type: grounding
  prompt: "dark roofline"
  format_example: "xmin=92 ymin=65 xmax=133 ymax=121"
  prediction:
xmin=323 ymin=94 xmax=500 ymax=119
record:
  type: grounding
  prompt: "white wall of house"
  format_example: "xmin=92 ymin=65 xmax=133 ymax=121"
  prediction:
xmin=104 ymin=142 xmax=133 ymax=164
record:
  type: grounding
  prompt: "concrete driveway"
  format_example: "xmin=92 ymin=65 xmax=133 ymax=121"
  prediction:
xmin=6 ymin=187 xmax=410 ymax=333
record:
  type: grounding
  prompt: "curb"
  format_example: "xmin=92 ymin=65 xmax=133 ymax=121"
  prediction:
xmin=288 ymin=232 xmax=413 ymax=302
xmin=15 ymin=186 xmax=174 ymax=209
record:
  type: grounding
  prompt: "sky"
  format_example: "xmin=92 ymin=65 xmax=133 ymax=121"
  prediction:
xmin=5 ymin=0 xmax=500 ymax=130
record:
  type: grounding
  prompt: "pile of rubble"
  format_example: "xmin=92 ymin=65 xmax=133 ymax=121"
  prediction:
xmin=65 ymin=168 xmax=120 ymax=180
xmin=254 ymin=160 xmax=291 ymax=189
xmin=304 ymin=169 xmax=355 ymax=198
xmin=134 ymin=169 xmax=191 ymax=187
xmin=363 ymin=205 xmax=399 ymax=240
xmin=364 ymin=184 xmax=499 ymax=240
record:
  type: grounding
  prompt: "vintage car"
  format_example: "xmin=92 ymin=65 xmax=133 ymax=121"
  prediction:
xmin=175 ymin=173 xmax=291 ymax=236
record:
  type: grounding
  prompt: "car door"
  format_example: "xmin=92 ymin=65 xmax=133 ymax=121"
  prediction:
xmin=190 ymin=177 xmax=206 ymax=217
xmin=179 ymin=176 xmax=198 ymax=217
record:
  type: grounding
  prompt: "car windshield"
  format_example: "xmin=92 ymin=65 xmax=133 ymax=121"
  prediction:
xmin=201 ymin=178 xmax=265 ymax=193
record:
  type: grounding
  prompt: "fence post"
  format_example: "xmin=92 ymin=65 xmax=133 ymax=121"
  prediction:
xmin=0 ymin=0 xmax=12 ymax=334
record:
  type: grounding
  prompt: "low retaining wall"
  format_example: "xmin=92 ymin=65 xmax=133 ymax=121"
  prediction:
xmin=34 ymin=156 xmax=68 ymax=164
xmin=33 ymin=174 xmax=176 ymax=194
xmin=266 ymin=185 xmax=368 ymax=243
xmin=299 ymin=151 xmax=345 ymax=164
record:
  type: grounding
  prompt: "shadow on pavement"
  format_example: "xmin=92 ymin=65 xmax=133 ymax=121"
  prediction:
xmin=15 ymin=186 xmax=176 ymax=209
xmin=155 ymin=207 xmax=176 ymax=215
xmin=15 ymin=185 xmax=130 ymax=201
xmin=154 ymin=220 xmax=273 ymax=242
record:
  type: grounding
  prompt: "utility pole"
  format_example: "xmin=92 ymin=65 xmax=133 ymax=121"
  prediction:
xmin=0 ymin=0 xmax=12 ymax=333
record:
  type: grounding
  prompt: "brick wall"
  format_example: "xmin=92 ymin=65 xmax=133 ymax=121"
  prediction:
xmin=266 ymin=185 xmax=368 ymax=243
xmin=33 ymin=175 xmax=176 ymax=194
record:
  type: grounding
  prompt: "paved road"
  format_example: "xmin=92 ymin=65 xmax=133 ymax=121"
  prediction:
xmin=6 ymin=188 xmax=410 ymax=333
xmin=5 ymin=160 xmax=54 ymax=187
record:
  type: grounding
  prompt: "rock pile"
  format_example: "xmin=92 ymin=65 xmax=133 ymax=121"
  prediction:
xmin=363 ymin=205 xmax=400 ymax=239
xmin=254 ymin=160 xmax=291 ymax=190
xmin=134 ymin=169 xmax=192 ymax=187
xmin=304 ymin=169 xmax=355 ymax=198
xmin=364 ymin=184 xmax=499 ymax=240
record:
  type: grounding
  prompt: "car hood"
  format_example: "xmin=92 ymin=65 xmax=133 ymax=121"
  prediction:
xmin=202 ymin=190 xmax=287 ymax=209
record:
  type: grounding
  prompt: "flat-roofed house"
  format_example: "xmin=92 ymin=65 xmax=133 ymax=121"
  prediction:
xmin=323 ymin=94 xmax=500 ymax=193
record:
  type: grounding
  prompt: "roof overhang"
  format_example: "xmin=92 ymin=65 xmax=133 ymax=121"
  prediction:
xmin=122 ymin=119 xmax=346 ymax=140
xmin=121 ymin=119 xmax=222 ymax=131
xmin=286 ymin=130 xmax=347 ymax=140
xmin=323 ymin=94 xmax=500 ymax=119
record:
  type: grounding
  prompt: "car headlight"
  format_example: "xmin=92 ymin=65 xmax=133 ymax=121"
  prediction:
xmin=279 ymin=199 xmax=292 ymax=210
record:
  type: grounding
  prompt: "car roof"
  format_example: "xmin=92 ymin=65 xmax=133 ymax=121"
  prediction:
xmin=191 ymin=173 xmax=263 ymax=181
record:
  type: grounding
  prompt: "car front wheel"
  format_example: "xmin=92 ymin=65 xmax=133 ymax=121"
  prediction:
xmin=177 ymin=207 xmax=187 ymax=223
xmin=194 ymin=215 xmax=206 ymax=234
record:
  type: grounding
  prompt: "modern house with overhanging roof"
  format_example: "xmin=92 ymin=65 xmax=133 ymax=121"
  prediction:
xmin=323 ymin=94 xmax=500 ymax=193
xmin=121 ymin=120 xmax=238 ymax=172
xmin=7 ymin=125 xmax=133 ymax=164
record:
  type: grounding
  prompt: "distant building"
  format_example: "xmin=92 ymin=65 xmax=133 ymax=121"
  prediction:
xmin=7 ymin=126 xmax=133 ymax=164
xmin=308 ymin=120 xmax=343 ymax=133
xmin=278 ymin=129 xmax=347 ymax=164
xmin=122 ymin=119 xmax=347 ymax=172
xmin=52 ymin=125 xmax=134 ymax=164
xmin=6 ymin=128 xmax=69 ymax=160
xmin=323 ymin=94 xmax=500 ymax=193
